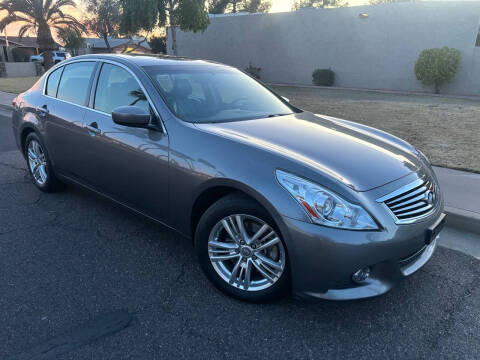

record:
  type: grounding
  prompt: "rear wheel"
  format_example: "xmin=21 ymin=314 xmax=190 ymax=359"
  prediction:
xmin=24 ymin=132 xmax=65 ymax=192
xmin=195 ymin=194 xmax=290 ymax=302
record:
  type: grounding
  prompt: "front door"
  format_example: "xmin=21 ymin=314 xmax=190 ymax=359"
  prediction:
xmin=80 ymin=62 xmax=169 ymax=222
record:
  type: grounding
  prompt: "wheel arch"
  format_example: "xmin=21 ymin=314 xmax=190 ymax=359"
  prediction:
xmin=189 ymin=179 xmax=285 ymax=241
xmin=20 ymin=125 xmax=37 ymax=156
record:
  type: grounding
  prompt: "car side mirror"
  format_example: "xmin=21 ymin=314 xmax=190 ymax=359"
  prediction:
xmin=282 ymin=96 xmax=290 ymax=103
xmin=112 ymin=106 xmax=151 ymax=128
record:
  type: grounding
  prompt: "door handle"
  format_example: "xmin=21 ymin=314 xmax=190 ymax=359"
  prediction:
xmin=86 ymin=122 xmax=101 ymax=135
xmin=36 ymin=105 xmax=49 ymax=117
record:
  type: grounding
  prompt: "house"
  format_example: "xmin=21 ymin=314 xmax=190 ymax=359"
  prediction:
xmin=81 ymin=37 xmax=152 ymax=54
xmin=0 ymin=36 xmax=61 ymax=62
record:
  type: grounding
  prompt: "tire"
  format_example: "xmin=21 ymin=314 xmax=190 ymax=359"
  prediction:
xmin=24 ymin=132 xmax=65 ymax=193
xmin=195 ymin=193 xmax=290 ymax=302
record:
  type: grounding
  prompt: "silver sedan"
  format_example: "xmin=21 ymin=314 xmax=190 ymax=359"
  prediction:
xmin=12 ymin=54 xmax=445 ymax=302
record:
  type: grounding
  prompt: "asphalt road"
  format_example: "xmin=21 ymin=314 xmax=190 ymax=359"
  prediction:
xmin=1 ymin=113 xmax=480 ymax=359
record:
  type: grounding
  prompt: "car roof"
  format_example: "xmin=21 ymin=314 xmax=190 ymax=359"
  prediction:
xmin=63 ymin=54 xmax=227 ymax=68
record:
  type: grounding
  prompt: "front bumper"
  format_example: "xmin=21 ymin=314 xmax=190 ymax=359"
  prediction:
xmin=281 ymin=210 xmax=445 ymax=301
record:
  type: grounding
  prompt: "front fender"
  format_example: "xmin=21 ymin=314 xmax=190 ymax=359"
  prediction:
xmin=189 ymin=177 xmax=293 ymax=231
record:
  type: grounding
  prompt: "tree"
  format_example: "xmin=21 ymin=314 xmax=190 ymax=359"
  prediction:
xmin=84 ymin=0 xmax=122 ymax=53
xmin=57 ymin=27 xmax=84 ymax=56
xmin=120 ymin=0 xmax=209 ymax=56
xmin=291 ymin=0 xmax=347 ymax=10
xmin=209 ymin=0 xmax=271 ymax=14
xmin=148 ymin=36 xmax=167 ymax=54
xmin=414 ymin=47 xmax=461 ymax=94
xmin=0 ymin=0 xmax=85 ymax=69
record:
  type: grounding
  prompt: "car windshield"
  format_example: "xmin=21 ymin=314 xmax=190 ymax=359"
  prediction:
xmin=143 ymin=64 xmax=296 ymax=123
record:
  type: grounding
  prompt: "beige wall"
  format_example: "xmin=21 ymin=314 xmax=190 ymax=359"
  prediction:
xmin=3 ymin=62 xmax=38 ymax=77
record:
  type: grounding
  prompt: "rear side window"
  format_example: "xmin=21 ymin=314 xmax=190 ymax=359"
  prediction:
xmin=94 ymin=63 xmax=149 ymax=114
xmin=57 ymin=62 xmax=95 ymax=106
xmin=46 ymin=66 xmax=63 ymax=97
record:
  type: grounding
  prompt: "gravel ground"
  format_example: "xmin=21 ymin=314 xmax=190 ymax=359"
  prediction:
xmin=271 ymin=86 xmax=480 ymax=173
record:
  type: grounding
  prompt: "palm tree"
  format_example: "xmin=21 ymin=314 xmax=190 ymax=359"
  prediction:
xmin=0 ymin=0 xmax=85 ymax=69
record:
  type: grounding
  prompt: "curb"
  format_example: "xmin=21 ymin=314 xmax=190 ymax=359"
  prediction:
xmin=444 ymin=206 xmax=480 ymax=235
xmin=267 ymin=83 xmax=480 ymax=101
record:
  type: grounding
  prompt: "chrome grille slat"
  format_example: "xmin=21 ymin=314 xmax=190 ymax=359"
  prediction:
xmin=396 ymin=204 xmax=433 ymax=218
xmin=377 ymin=176 xmax=439 ymax=224
xmin=386 ymin=185 xmax=428 ymax=207
xmin=393 ymin=201 xmax=430 ymax=213
xmin=389 ymin=193 xmax=428 ymax=209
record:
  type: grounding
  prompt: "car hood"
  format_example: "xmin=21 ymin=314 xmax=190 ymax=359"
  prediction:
xmin=194 ymin=112 xmax=420 ymax=191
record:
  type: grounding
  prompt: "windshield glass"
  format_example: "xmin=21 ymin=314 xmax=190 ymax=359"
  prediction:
xmin=143 ymin=64 xmax=296 ymax=123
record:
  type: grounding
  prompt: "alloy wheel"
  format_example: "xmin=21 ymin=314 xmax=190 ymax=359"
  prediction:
xmin=208 ymin=214 xmax=286 ymax=292
xmin=27 ymin=139 xmax=48 ymax=185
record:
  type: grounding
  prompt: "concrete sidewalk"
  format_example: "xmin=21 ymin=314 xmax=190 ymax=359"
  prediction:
xmin=0 ymin=90 xmax=478 ymax=232
xmin=434 ymin=167 xmax=480 ymax=233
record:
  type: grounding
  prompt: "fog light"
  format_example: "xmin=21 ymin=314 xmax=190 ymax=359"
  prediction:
xmin=352 ymin=267 xmax=370 ymax=283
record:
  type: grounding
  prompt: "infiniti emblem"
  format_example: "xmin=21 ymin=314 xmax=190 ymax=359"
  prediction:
xmin=424 ymin=189 xmax=435 ymax=205
xmin=240 ymin=247 xmax=253 ymax=257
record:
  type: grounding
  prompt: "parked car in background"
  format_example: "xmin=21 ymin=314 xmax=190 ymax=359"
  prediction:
xmin=29 ymin=51 xmax=71 ymax=65
xmin=12 ymin=54 xmax=446 ymax=303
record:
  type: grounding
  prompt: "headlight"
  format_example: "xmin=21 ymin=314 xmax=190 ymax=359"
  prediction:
xmin=276 ymin=170 xmax=378 ymax=230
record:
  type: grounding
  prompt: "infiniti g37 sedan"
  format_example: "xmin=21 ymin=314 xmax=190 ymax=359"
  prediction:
xmin=12 ymin=55 xmax=446 ymax=302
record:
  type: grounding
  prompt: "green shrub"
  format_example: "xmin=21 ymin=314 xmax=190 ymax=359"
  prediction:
xmin=245 ymin=62 xmax=261 ymax=80
xmin=414 ymin=47 xmax=461 ymax=94
xmin=312 ymin=69 xmax=335 ymax=86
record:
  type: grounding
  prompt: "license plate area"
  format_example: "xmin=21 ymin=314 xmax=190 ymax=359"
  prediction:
xmin=425 ymin=213 xmax=446 ymax=245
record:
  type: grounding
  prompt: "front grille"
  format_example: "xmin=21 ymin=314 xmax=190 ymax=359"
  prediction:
xmin=377 ymin=177 xmax=439 ymax=223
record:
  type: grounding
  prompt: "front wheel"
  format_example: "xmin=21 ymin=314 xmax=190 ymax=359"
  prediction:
xmin=195 ymin=194 xmax=290 ymax=302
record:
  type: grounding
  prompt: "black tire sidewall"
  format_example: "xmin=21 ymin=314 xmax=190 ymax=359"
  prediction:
xmin=195 ymin=194 xmax=290 ymax=303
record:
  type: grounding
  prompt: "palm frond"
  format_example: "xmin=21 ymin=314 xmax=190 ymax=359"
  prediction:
xmin=50 ymin=20 xmax=85 ymax=33
xmin=18 ymin=23 xmax=35 ymax=38
xmin=50 ymin=13 xmax=83 ymax=24
xmin=0 ymin=13 xmax=34 ymax=31
xmin=49 ymin=0 xmax=76 ymax=12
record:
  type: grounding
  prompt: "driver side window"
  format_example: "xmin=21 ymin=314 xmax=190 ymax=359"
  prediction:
xmin=94 ymin=63 xmax=150 ymax=115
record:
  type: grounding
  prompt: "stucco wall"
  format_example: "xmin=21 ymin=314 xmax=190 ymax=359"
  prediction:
xmin=168 ymin=2 xmax=480 ymax=95
xmin=3 ymin=62 xmax=38 ymax=77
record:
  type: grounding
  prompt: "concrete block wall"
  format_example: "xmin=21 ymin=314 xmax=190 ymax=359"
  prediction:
xmin=1 ymin=62 xmax=38 ymax=77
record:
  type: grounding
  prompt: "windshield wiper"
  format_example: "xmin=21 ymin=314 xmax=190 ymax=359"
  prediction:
xmin=266 ymin=113 xmax=292 ymax=118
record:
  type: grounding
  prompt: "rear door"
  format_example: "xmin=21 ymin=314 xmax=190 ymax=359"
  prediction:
xmin=80 ymin=61 xmax=170 ymax=222
xmin=42 ymin=61 xmax=97 ymax=177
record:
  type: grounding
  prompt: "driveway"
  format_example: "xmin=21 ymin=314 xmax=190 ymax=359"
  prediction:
xmin=1 ymin=112 xmax=480 ymax=359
